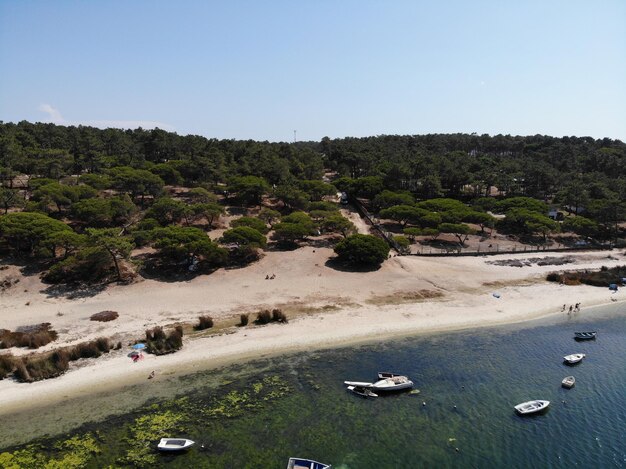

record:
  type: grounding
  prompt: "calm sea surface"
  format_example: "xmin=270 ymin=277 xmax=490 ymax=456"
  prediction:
xmin=1 ymin=303 xmax=625 ymax=468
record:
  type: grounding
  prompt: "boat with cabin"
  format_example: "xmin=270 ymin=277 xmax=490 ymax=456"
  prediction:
xmin=157 ymin=438 xmax=195 ymax=452
xmin=514 ymin=400 xmax=550 ymax=415
xmin=286 ymin=457 xmax=332 ymax=469
xmin=344 ymin=375 xmax=413 ymax=392
xmin=563 ymin=353 xmax=586 ymax=364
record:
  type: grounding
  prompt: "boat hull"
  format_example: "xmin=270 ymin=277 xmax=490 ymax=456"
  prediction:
xmin=561 ymin=377 xmax=575 ymax=388
xmin=563 ymin=353 xmax=585 ymax=364
xmin=514 ymin=400 xmax=550 ymax=415
xmin=574 ymin=332 xmax=596 ymax=340
xmin=287 ymin=457 xmax=332 ymax=469
xmin=157 ymin=438 xmax=195 ymax=452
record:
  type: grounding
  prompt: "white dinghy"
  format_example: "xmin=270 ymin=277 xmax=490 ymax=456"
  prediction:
xmin=157 ymin=438 xmax=195 ymax=452
xmin=562 ymin=376 xmax=575 ymax=388
xmin=563 ymin=353 xmax=585 ymax=364
xmin=514 ymin=400 xmax=550 ymax=415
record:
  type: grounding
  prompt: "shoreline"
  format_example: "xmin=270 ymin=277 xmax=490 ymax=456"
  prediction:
xmin=0 ymin=294 xmax=624 ymax=449
xmin=0 ymin=249 xmax=624 ymax=440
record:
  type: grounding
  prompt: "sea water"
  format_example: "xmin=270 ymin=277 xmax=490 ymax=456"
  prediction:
xmin=1 ymin=303 xmax=625 ymax=468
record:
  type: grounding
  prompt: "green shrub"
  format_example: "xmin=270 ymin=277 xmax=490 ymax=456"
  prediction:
xmin=239 ymin=313 xmax=249 ymax=326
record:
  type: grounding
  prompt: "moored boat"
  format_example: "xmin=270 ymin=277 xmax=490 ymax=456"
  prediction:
xmin=563 ymin=353 xmax=586 ymax=364
xmin=157 ymin=438 xmax=195 ymax=452
xmin=514 ymin=400 xmax=550 ymax=415
xmin=562 ymin=376 xmax=575 ymax=388
xmin=574 ymin=331 xmax=597 ymax=340
xmin=347 ymin=385 xmax=378 ymax=398
xmin=286 ymin=457 xmax=332 ymax=469
xmin=344 ymin=375 xmax=414 ymax=392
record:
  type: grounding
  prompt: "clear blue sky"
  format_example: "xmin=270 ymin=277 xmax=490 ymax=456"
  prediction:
xmin=1 ymin=0 xmax=624 ymax=142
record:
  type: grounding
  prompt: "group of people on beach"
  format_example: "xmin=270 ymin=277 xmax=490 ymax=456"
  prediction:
xmin=265 ymin=273 xmax=276 ymax=280
xmin=562 ymin=303 xmax=581 ymax=315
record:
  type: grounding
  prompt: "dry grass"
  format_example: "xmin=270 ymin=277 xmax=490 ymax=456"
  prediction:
xmin=194 ymin=315 xmax=214 ymax=331
xmin=0 ymin=323 xmax=58 ymax=349
xmin=366 ymin=289 xmax=444 ymax=306
xmin=8 ymin=337 xmax=113 ymax=382
xmin=145 ymin=326 xmax=184 ymax=355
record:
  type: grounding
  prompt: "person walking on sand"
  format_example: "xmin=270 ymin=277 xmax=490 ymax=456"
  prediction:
xmin=562 ymin=304 xmax=566 ymax=312
xmin=569 ymin=305 xmax=573 ymax=314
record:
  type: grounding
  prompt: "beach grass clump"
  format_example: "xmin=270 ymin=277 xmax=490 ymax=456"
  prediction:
xmin=145 ymin=326 xmax=184 ymax=355
xmin=90 ymin=310 xmax=119 ymax=322
xmin=0 ymin=354 xmax=15 ymax=379
xmin=0 ymin=323 xmax=58 ymax=349
xmin=9 ymin=337 xmax=113 ymax=383
xmin=254 ymin=309 xmax=288 ymax=325
xmin=255 ymin=309 xmax=272 ymax=325
xmin=239 ymin=313 xmax=249 ymax=326
xmin=194 ymin=315 xmax=214 ymax=331
xmin=13 ymin=354 xmax=70 ymax=382
xmin=271 ymin=308 xmax=288 ymax=323
xmin=547 ymin=265 xmax=626 ymax=287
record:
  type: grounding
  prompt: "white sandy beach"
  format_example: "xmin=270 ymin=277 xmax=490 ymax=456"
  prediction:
xmin=0 ymin=248 xmax=624 ymax=416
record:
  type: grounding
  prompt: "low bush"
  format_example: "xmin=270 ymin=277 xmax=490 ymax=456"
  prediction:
xmin=0 ymin=323 xmax=58 ymax=349
xmin=255 ymin=309 xmax=288 ymax=325
xmin=255 ymin=310 xmax=272 ymax=325
xmin=145 ymin=326 xmax=184 ymax=355
xmin=271 ymin=309 xmax=288 ymax=323
xmin=6 ymin=337 xmax=113 ymax=382
xmin=90 ymin=310 xmax=119 ymax=322
xmin=546 ymin=265 xmax=626 ymax=287
xmin=146 ymin=326 xmax=166 ymax=341
xmin=239 ymin=313 xmax=249 ymax=326
xmin=0 ymin=354 xmax=14 ymax=379
xmin=195 ymin=316 xmax=214 ymax=331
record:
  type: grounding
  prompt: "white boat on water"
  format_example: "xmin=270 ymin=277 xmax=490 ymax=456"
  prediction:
xmin=563 ymin=353 xmax=585 ymax=364
xmin=344 ymin=375 xmax=414 ymax=392
xmin=562 ymin=376 xmax=575 ymax=388
xmin=347 ymin=385 xmax=378 ymax=398
xmin=286 ymin=457 xmax=332 ymax=469
xmin=514 ymin=400 xmax=550 ymax=415
xmin=157 ymin=438 xmax=195 ymax=452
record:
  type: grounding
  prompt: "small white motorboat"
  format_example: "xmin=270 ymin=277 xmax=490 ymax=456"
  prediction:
xmin=157 ymin=438 xmax=195 ymax=452
xmin=514 ymin=400 xmax=550 ymax=415
xmin=286 ymin=457 xmax=332 ymax=469
xmin=562 ymin=376 xmax=575 ymax=388
xmin=344 ymin=375 xmax=413 ymax=392
xmin=563 ymin=353 xmax=586 ymax=364
xmin=347 ymin=385 xmax=378 ymax=398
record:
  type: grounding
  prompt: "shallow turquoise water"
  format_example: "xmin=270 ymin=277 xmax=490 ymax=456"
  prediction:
xmin=2 ymin=304 xmax=626 ymax=468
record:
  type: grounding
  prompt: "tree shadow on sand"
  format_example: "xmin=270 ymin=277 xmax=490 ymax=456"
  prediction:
xmin=139 ymin=257 xmax=219 ymax=282
xmin=324 ymin=257 xmax=383 ymax=273
xmin=41 ymin=283 xmax=108 ymax=299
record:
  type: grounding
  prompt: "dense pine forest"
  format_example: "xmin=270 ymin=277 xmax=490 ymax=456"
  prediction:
xmin=0 ymin=121 xmax=625 ymax=284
